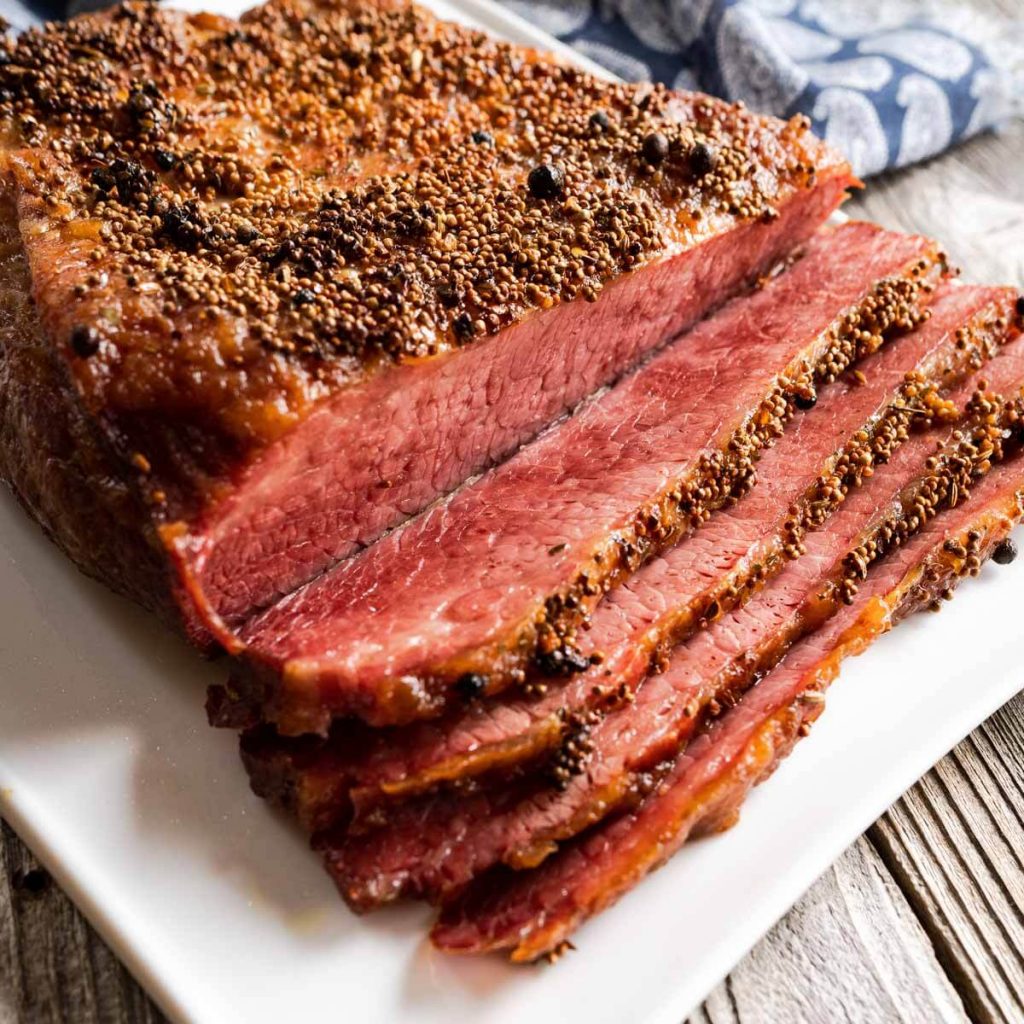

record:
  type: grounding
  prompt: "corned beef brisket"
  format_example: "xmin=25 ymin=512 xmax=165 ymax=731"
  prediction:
xmin=3 ymin=0 xmax=1022 ymax=971
xmin=434 ymin=429 xmax=1024 ymax=961
xmin=224 ymin=222 xmax=943 ymax=734
xmin=239 ymin=283 xmax=1018 ymax=838
xmin=323 ymin=313 xmax=1024 ymax=911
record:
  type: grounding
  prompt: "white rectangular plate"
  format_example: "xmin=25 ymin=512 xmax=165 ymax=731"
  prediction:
xmin=0 ymin=3 xmax=1020 ymax=1023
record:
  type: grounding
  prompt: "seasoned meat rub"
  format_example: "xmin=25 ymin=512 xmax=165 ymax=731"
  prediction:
xmin=0 ymin=0 xmax=853 ymax=647
xmin=241 ymin=283 xmax=1015 ymax=835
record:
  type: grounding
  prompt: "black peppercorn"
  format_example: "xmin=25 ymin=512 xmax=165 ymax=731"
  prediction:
xmin=992 ymin=538 xmax=1018 ymax=565
xmin=90 ymin=166 xmax=115 ymax=193
xmin=153 ymin=147 xmax=177 ymax=171
xmin=161 ymin=201 xmax=208 ymax=251
xmin=235 ymin=221 xmax=260 ymax=244
xmin=641 ymin=131 xmax=669 ymax=166
xmin=452 ymin=312 xmax=475 ymax=340
xmin=70 ymin=324 xmax=100 ymax=358
xmin=268 ymin=239 xmax=294 ymax=267
xmin=588 ymin=109 xmax=610 ymax=132
xmin=527 ymin=162 xmax=564 ymax=200
xmin=689 ymin=141 xmax=717 ymax=178
xmin=436 ymin=283 xmax=460 ymax=308
xmin=455 ymin=672 xmax=488 ymax=700
xmin=109 ymin=158 xmax=152 ymax=204
xmin=1016 ymin=295 xmax=1024 ymax=318
xmin=535 ymin=643 xmax=591 ymax=677
xmin=470 ymin=129 xmax=494 ymax=145
xmin=292 ymin=288 xmax=316 ymax=306
xmin=794 ymin=390 xmax=817 ymax=410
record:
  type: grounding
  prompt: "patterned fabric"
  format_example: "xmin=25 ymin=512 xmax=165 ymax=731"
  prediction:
xmin=506 ymin=0 xmax=1023 ymax=175
xmin=1 ymin=0 xmax=1020 ymax=175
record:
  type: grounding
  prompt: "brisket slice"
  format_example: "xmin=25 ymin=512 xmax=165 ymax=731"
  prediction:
xmin=225 ymin=223 xmax=943 ymax=734
xmin=241 ymin=284 xmax=1015 ymax=833
xmin=0 ymin=2 xmax=852 ymax=649
xmin=432 ymin=446 xmax=1024 ymax=961
xmin=321 ymin=328 xmax=1024 ymax=910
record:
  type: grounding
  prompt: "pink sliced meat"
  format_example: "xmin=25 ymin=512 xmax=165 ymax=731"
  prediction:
xmin=324 ymin=318 xmax=1024 ymax=910
xmin=225 ymin=223 xmax=944 ymax=733
xmin=433 ymin=440 xmax=1024 ymax=960
xmin=240 ymin=283 xmax=1016 ymax=835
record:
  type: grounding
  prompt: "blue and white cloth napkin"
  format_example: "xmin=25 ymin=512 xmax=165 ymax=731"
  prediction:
xmin=2 ymin=0 xmax=1021 ymax=176
xmin=506 ymin=0 xmax=1023 ymax=176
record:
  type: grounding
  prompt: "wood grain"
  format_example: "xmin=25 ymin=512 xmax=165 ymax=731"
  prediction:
xmin=0 ymin=821 xmax=166 ymax=1024
xmin=870 ymin=693 xmax=1024 ymax=1024
xmin=690 ymin=838 xmax=967 ymax=1024
xmin=692 ymin=694 xmax=1024 ymax=1024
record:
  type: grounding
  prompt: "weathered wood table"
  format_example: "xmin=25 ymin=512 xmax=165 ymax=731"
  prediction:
xmin=2 ymin=42 xmax=1023 ymax=1024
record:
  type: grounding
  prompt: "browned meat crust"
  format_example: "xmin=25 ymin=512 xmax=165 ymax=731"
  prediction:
xmin=0 ymin=191 xmax=201 ymax=638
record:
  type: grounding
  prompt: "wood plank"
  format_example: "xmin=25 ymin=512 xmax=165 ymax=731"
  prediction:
xmin=690 ymin=837 xmax=967 ymax=1024
xmin=0 ymin=821 xmax=166 ymax=1024
xmin=869 ymin=692 xmax=1024 ymax=1024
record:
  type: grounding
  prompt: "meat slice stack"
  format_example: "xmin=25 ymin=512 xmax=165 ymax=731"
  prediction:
xmin=228 ymin=216 xmax=1023 ymax=945
xmin=328 ymin=301 xmax=1024 ymax=914
xmin=222 ymin=221 xmax=943 ymax=733
xmin=2 ymin=0 xmax=1023 ymax=966
xmin=433 ymin=377 xmax=1024 ymax=960
xmin=240 ymin=276 xmax=999 ymax=834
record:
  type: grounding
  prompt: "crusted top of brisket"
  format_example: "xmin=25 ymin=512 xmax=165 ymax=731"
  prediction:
xmin=0 ymin=0 xmax=846 ymax=523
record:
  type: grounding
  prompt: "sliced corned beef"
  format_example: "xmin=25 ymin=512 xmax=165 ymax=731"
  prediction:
xmin=433 ymin=432 xmax=1024 ymax=961
xmin=322 ymin=325 xmax=1024 ymax=910
xmin=223 ymin=222 xmax=944 ymax=734
xmin=240 ymin=283 xmax=1017 ymax=834
xmin=0 ymin=1 xmax=853 ymax=650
